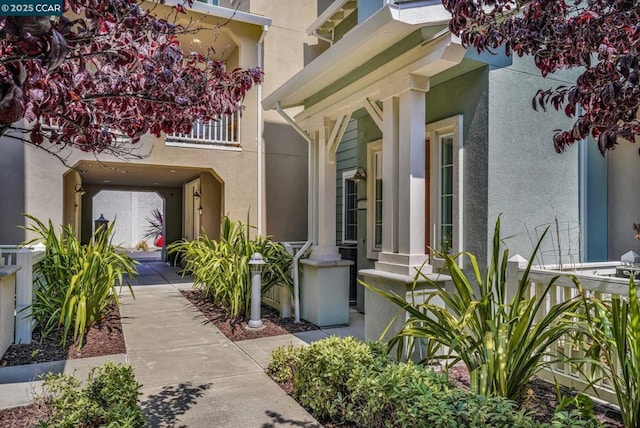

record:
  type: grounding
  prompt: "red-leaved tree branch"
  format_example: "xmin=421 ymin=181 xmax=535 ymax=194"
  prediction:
xmin=0 ymin=0 xmax=262 ymax=160
xmin=443 ymin=0 xmax=639 ymax=155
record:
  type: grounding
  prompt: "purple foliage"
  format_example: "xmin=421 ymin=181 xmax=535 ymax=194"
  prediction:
xmin=0 ymin=0 xmax=262 ymax=155
xmin=443 ymin=0 xmax=640 ymax=155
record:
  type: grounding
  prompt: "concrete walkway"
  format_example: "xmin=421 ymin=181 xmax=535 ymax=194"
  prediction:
xmin=0 ymin=258 xmax=364 ymax=427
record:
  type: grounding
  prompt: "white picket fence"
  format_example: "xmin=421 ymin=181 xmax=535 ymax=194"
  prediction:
xmin=261 ymin=241 xmax=310 ymax=319
xmin=0 ymin=245 xmax=46 ymax=345
xmin=507 ymin=256 xmax=630 ymax=405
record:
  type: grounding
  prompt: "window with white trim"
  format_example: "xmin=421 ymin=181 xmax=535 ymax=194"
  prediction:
xmin=367 ymin=140 xmax=383 ymax=259
xmin=440 ymin=134 xmax=454 ymax=253
xmin=427 ymin=116 xmax=463 ymax=261
xmin=342 ymin=170 xmax=358 ymax=243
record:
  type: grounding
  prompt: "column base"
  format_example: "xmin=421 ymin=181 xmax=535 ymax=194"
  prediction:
xmin=299 ymin=258 xmax=352 ymax=327
xmin=359 ymin=268 xmax=451 ymax=360
xmin=309 ymin=245 xmax=341 ymax=261
xmin=375 ymin=252 xmax=432 ymax=277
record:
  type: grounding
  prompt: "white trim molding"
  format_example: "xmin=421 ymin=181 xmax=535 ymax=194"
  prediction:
xmin=426 ymin=115 xmax=463 ymax=267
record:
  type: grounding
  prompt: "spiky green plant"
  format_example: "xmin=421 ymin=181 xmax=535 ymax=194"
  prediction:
xmin=23 ymin=215 xmax=137 ymax=348
xmin=583 ymin=276 xmax=640 ymax=428
xmin=142 ymin=207 xmax=163 ymax=242
xmin=362 ymin=217 xmax=586 ymax=400
xmin=168 ymin=216 xmax=293 ymax=319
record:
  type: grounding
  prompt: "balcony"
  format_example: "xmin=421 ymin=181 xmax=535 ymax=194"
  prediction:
xmin=166 ymin=112 xmax=241 ymax=150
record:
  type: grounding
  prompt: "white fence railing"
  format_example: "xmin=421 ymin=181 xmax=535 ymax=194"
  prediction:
xmin=261 ymin=242 xmax=310 ymax=319
xmin=0 ymin=245 xmax=46 ymax=344
xmin=166 ymin=112 xmax=240 ymax=149
xmin=508 ymin=256 xmax=630 ymax=405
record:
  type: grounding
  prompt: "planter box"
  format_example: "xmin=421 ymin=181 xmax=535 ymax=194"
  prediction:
xmin=299 ymin=259 xmax=352 ymax=327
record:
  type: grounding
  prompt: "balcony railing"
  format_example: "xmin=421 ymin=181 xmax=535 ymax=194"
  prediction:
xmin=166 ymin=112 xmax=240 ymax=150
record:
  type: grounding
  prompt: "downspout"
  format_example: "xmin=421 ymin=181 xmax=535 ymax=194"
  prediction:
xmin=275 ymin=101 xmax=314 ymax=323
xmin=257 ymin=25 xmax=268 ymax=236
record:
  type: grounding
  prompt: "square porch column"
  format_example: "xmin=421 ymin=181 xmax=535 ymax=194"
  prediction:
xmin=376 ymin=75 xmax=431 ymax=276
xmin=299 ymin=117 xmax=352 ymax=327
xmin=310 ymin=122 xmax=340 ymax=261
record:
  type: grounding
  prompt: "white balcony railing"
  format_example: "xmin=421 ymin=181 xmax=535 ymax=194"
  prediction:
xmin=166 ymin=112 xmax=240 ymax=150
xmin=507 ymin=257 xmax=633 ymax=406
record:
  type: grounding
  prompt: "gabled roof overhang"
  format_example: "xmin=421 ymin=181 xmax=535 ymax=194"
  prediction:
xmin=263 ymin=1 xmax=463 ymax=120
xmin=163 ymin=0 xmax=272 ymax=27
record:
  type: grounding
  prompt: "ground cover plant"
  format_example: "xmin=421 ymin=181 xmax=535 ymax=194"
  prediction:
xmin=363 ymin=217 xmax=586 ymax=400
xmin=267 ymin=336 xmax=602 ymax=428
xmin=34 ymin=362 xmax=144 ymax=427
xmin=23 ymin=215 xmax=137 ymax=348
xmin=168 ymin=216 xmax=293 ymax=319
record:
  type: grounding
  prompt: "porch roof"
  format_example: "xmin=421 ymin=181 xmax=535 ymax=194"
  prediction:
xmin=262 ymin=1 xmax=451 ymax=112
xmin=163 ymin=0 xmax=272 ymax=27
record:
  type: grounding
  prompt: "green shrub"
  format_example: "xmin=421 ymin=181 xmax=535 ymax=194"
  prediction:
xmin=24 ymin=215 xmax=137 ymax=348
xmin=168 ymin=216 xmax=293 ymax=319
xmin=363 ymin=216 xmax=586 ymax=400
xmin=292 ymin=336 xmax=387 ymax=422
xmin=347 ymin=362 xmax=449 ymax=427
xmin=36 ymin=362 xmax=144 ymax=428
xmin=268 ymin=336 xmax=601 ymax=428
xmin=267 ymin=344 xmax=299 ymax=384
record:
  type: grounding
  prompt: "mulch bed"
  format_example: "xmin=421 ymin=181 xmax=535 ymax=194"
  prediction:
xmin=0 ymin=303 xmax=126 ymax=427
xmin=0 ymin=302 xmax=126 ymax=367
xmin=181 ymin=289 xmax=319 ymax=341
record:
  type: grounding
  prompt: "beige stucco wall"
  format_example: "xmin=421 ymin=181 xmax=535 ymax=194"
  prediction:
xmin=1 ymin=13 xmax=262 ymax=244
xmin=0 ymin=3 xmax=314 ymax=245
xmin=249 ymin=0 xmax=317 ymax=241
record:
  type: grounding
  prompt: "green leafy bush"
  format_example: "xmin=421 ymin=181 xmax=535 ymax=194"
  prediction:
xmin=168 ymin=216 xmax=293 ymax=319
xmin=363 ymin=217 xmax=586 ymax=400
xmin=24 ymin=215 xmax=137 ymax=348
xmin=268 ymin=336 xmax=600 ymax=428
xmin=35 ymin=362 xmax=144 ymax=427
xmin=292 ymin=336 xmax=386 ymax=422
xmin=267 ymin=344 xmax=298 ymax=384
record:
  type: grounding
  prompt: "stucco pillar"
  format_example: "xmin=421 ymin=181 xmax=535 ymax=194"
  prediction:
xmin=311 ymin=123 xmax=340 ymax=261
xmin=376 ymin=75 xmax=430 ymax=276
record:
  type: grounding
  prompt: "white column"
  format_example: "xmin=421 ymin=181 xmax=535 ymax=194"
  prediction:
xmin=376 ymin=75 xmax=430 ymax=276
xmin=381 ymin=96 xmax=399 ymax=255
xmin=311 ymin=123 xmax=340 ymax=261
xmin=398 ymin=88 xmax=426 ymax=255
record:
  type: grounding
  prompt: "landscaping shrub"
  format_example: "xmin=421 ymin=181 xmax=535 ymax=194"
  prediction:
xmin=292 ymin=336 xmax=387 ymax=422
xmin=168 ymin=215 xmax=293 ymax=319
xmin=266 ymin=344 xmax=298 ymax=384
xmin=24 ymin=215 xmax=137 ymax=348
xmin=268 ymin=336 xmax=601 ymax=428
xmin=35 ymin=362 xmax=144 ymax=427
xmin=362 ymin=216 xmax=587 ymax=400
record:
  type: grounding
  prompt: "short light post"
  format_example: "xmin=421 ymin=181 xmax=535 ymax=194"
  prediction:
xmin=247 ymin=252 xmax=265 ymax=330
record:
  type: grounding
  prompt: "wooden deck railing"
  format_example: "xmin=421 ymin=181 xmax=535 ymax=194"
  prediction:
xmin=508 ymin=256 xmax=629 ymax=405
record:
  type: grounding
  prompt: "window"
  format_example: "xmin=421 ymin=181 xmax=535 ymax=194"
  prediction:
xmin=367 ymin=141 xmax=383 ymax=259
xmin=427 ymin=116 xmax=463 ymax=262
xmin=440 ymin=135 xmax=454 ymax=253
xmin=195 ymin=0 xmax=219 ymax=5
xmin=342 ymin=171 xmax=358 ymax=243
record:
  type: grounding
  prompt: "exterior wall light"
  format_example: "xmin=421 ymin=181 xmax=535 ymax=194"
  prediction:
xmin=352 ymin=166 xmax=367 ymax=183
